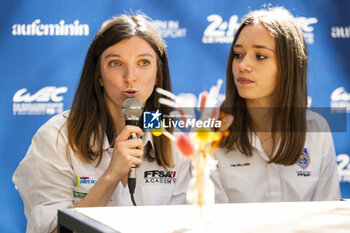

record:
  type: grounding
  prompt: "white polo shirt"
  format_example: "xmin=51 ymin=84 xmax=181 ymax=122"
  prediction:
xmin=214 ymin=111 xmax=341 ymax=203
xmin=13 ymin=111 xmax=191 ymax=233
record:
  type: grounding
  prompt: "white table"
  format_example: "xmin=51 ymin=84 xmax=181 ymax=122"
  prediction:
xmin=58 ymin=201 xmax=350 ymax=233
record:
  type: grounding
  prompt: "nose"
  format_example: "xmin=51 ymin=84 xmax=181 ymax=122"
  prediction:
xmin=238 ymin=55 xmax=252 ymax=73
xmin=123 ymin=64 xmax=137 ymax=83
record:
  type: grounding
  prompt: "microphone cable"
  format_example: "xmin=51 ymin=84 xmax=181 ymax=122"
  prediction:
xmin=128 ymin=164 xmax=137 ymax=206
xmin=127 ymin=133 xmax=138 ymax=206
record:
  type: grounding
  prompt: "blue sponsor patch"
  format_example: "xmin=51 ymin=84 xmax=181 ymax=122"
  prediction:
xmin=297 ymin=148 xmax=311 ymax=170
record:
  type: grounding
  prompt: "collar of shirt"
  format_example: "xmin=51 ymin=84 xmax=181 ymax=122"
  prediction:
xmin=250 ymin=132 xmax=281 ymax=161
xmin=142 ymin=132 xmax=154 ymax=149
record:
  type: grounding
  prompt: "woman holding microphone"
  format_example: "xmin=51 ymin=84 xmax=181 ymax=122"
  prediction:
xmin=13 ymin=14 xmax=191 ymax=233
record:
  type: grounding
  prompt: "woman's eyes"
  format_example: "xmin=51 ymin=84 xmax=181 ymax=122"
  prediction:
xmin=139 ymin=59 xmax=150 ymax=66
xmin=233 ymin=52 xmax=268 ymax=60
xmin=108 ymin=59 xmax=151 ymax=67
xmin=256 ymin=54 xmax=267 ymax=60
xmin=233 ymin=52 xmax=242 ymax=59
xmin=109 ymin=60 xmax=121 ymax=67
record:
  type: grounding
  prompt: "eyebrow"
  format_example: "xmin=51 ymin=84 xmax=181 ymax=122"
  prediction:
xmin=234 ymin=44 xmax=275 ymax=52
xmin=103 ymin=53 xmax=155 ymax=60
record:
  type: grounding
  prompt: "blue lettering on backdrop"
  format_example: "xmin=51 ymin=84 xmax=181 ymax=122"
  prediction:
xmin=0 ymin=0 xmax=349 ymax=232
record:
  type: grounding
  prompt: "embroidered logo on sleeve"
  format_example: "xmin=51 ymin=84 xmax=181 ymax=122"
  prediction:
xmin=75 ymin=176 xmax=80 ymax=188
xmin=297 ymin=148 xmax=311 ymax=169
xmin=74 ymin=176 xmax=96 ymax=199
xmin=296 ymin=148 xmax=312 ymax=177
xmin=73 ymin=191 xmax=87 ymax=199
xmin=75 ymin=176 xmax=97 ymax=188
xmin=144 ymin=170 xmax=176 ymax=184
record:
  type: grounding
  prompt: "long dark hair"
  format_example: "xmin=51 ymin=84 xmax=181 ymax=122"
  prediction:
xmin=67 ymin=14 xmax=174 ymax=168
xmin=220 ymin=7 xmax=308 ymax=165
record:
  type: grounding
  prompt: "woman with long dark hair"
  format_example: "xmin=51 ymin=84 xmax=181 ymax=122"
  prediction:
xmin=13 ymin=14 xmax=191 ymax=233
xmin=215 ymin=7 xmax=340 ymax=203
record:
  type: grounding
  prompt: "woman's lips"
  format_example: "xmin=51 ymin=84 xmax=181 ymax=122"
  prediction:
xmin=237 ymin=78 xmax=254 ymax=85
xmin=124 ymin=91 xmax=138 ymax=98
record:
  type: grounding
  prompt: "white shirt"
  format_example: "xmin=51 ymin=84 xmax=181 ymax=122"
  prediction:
xmin=13 ymin=111 xmax=191 ymax=233
xmin=213 ymin=111 xmax=341 ymax=203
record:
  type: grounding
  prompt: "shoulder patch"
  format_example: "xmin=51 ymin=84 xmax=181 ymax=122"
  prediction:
xmin=297 ymin=148 xmax=311 ymax=170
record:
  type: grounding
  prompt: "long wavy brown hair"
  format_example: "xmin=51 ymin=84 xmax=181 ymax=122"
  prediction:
xmin=220 ymin=7 xmax=308 ymax=165
xmin=67 ymin=14 xmax=173 ymax=168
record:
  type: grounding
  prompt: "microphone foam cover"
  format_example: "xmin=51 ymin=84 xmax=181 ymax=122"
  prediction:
xmin=122 ymin=98 xmax=143 ymax=120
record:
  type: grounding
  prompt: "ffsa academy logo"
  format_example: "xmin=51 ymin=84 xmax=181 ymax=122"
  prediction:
xmin=13 ymin=86 xmax=68 ymax=115
xmin=144 ymin=170 xmax=177 ymax=184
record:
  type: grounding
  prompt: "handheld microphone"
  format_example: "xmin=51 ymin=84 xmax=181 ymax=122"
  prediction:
xmin=122 ymin=98 xmax=143 ymax=206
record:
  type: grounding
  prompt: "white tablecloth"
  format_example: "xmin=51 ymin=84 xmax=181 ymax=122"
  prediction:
xmin=74 ymin=201 xmax=350 ymax=233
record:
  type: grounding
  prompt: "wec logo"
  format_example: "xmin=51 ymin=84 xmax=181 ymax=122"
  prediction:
xmin=12 ymin=86 xmax=68 ymax=115
xmin=13 ymin=86 xmax=68 ymax=102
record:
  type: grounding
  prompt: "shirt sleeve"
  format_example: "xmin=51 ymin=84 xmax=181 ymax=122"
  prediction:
xmin=13 ymin=119 xmax=75 ymax=233
xmin=311 ymin=131 xmax=341 ymax=201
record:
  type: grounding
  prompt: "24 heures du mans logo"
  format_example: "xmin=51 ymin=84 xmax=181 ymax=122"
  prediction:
xmin=144 ymin=170 xmax=176 ymax=184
